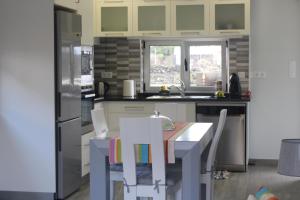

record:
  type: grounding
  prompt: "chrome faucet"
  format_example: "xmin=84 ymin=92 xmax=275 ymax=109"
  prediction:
xmin=170 ymin=80 xmax=186 ymax=97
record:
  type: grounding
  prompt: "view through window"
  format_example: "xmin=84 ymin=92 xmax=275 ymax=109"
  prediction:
xmin=189 ymin=45 xmax=222 ymax=87
xmin=149 ymin=46 xmax=181 ymax=87
xmin=144 ymin=41 xmax=226 ymax=92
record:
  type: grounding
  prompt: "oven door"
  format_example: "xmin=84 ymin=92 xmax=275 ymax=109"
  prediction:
xmin=81 ymin=92 xmax=95 ymax=135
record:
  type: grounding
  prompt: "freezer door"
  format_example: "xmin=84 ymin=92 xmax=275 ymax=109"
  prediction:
xmin=57 ymin=118 xmax=81 ymax=199
xmin=56 ymin=11 xmax=82 ymax=121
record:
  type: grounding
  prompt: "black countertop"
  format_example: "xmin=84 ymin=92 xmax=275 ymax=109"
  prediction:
xmin=94 ymin=95 xmax=250 ymax=103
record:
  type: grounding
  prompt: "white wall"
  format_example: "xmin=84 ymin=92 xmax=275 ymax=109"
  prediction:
xmin=0 ymin=0 xmax=56 ymax=193
xmin=250 ymin=0 xmax=300 ymax=159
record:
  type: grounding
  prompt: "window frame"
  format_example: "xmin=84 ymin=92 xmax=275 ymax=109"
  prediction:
xmin=143 ymin=40 xmax=185 ymax=93
xmin=143 ymin=40 xmax=227 ymax=93
xmin=184 ymin=41 xmax=227 ymax=92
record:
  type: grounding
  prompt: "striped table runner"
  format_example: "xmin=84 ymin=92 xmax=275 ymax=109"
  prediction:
xmin=109 ymin=122 xmax=192 ymax=164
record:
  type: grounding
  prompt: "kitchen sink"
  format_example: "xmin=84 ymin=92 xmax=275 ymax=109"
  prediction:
xmin=146 ymin=95 xmax=212 ymax=100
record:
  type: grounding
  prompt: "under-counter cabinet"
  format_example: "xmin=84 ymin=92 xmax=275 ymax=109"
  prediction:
xmin=54 ymin=0 xmax=79 ymax=10
xmin=133 ymin=0 xmax=170 ymax=36
xmin=155 ymin=102 xmax=196 ymax=122
xmin=94 ymin=0 xmax=132 ymax=37
xmin=82 ymin=131 xmax=96 ymax=177
xmin=171 ymin=0 xmax=209 ymax=37
xmin=104 ymin=102 xmax=155 ymax=131
xmin=210 ymin=0 xmax=250 ymax=35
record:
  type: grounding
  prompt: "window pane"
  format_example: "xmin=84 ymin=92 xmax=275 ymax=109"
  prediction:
xmin=189 ymin=45 xmax=222 ymax=87
xmin=149 ymin=46 xmax=181 ymax=87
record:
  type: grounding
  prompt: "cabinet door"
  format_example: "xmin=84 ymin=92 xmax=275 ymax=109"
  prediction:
xmin=77 ymin=0 xmax=94 ymax=45
xmin=210 ymin=0 xmax=250 ymax=35
xmin=171 ymin=0 xmax=209 ymax=37
xmin=81 ymin=131 xmax=96 ymax=177
xmin=94 ymin=0 xmax=132 ymax=37
xmin=54 ymin=0 xmax=78 ymax=10
xmin=133 ymin=0 xmax=170 ymax=36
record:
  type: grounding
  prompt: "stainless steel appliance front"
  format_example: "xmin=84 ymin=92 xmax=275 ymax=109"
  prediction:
xmin=55 ymin=10 xmax=82 ymax=199
xmin=196 ymin=103 xmax=247 ymax=172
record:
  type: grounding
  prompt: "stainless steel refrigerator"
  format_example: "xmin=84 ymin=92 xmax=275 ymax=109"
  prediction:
xmin=55 ymin=10 xmax=82 ymax=199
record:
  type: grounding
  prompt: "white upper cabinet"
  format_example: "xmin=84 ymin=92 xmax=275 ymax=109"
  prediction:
xmin=171 ymin=0 xmax=209 ymax=37
xmin=210 ymin=0 xmax=250 ymax=35
xmin=77 ymin=0 xmax=94 ymax=45
xmin=54 ymin=0 xmax=79 ymax=10
xmin=133 ymin=0 xmax=170 ymax=37
xmin=93 ymin=0 xmax=251 ymax=37
xmin=94 ymin=0 xmax=132 ymax=37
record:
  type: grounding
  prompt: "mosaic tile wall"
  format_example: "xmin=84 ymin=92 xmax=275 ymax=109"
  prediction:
xmin=228 ymin=36 xmax=250 ymax=92
xmin=94 ymin=38 xmax=141 ymax=96
xmin=94 ymin=37 xmax=250 ymax=95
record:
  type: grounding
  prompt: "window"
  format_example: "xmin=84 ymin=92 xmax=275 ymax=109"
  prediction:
xmin=149 ymin=45 xmax=181 ymax=87
xmin=144 ymin=41 xmax=227 ymax=92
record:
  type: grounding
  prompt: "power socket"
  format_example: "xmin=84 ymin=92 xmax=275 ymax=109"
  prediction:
xmin=101 ymin=72 xmax=113 ymax=79
xmin=251 ymin=71 xmax=266 ymax=79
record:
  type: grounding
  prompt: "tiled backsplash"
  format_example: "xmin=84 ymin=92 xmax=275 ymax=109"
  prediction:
xmin=94 ymin=37 xmax=250 ymax=95
xmin=229 ymin=36 xmax=250 ymax=92
xmin=94 ymin=38 xmax=141 ymax=96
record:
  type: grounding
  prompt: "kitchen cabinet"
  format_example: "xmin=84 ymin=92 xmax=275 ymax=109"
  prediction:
xmin=210 ymin=0 xmax=250 ymax=36
xmin=54 ymin=0 xmax=79 ymax=10
xmin=155 ymin=102 xmax=196 ymax=122
xmin=171 ymin=0 xmax=209 ymax=37
xmin=94 ymin=0 xmax=132 ymax=37
xmin=77 ymin=0 xmax=94 ymax=45
xmin=104 ymin=102 xmax=155 ymax=131
xmin=133 ymin=0 xmax=170 ymax=36
xmin=81 ymin=131 xmax=96 ymax=177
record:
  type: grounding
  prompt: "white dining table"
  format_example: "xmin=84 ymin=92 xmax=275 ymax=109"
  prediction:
xmin=89 ymin=122 xmax=213 ymax=200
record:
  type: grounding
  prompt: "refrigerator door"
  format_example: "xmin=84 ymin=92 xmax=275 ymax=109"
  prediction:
xmin=56 ymin=11 xmax=82 ymax=121
xmin=57 ymin=118 xmax=82 ymax=199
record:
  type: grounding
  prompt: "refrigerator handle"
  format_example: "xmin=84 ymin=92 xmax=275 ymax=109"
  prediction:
xmin=58 ymin=127 xmax=62 ymax=152
xmin=57 ymin=92 xmax=61 ymax=118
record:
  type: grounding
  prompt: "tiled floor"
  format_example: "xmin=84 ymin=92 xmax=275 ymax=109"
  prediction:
xmin=67 ymin=163 xmax=300 ymax=200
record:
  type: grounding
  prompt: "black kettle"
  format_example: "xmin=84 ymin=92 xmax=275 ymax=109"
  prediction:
xmin=229 ymin=73 xmax=241 ymax=98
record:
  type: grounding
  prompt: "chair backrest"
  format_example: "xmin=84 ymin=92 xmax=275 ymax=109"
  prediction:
xmin=206 ymin=109 xmax=227 ymax=172
xmin=91 ymin=108 xmax=108 ymax=138
xmin=119 ymin=117 xmax=166 ymax=187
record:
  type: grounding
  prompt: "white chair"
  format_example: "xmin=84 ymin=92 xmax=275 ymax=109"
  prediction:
xmin=91 ymin=108 xmax=108 ymax=138
xmin=201 ymin=109 xmax=227 ymax=200
xmin=91 ymin=108 xmax=120 ymax=199
xmin=115 ymin=117 xmax=182 ymax=200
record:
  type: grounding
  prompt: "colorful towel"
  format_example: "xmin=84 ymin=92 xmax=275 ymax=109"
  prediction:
xmin=109 ymin=122 xmax=190 ymax=164
xmin=256 ymin=187 xmax=279 ymax=200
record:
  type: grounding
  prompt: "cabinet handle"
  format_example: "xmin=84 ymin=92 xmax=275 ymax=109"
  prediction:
xmin=104 ymin=33 xmax=125 ymax=36
xmin=142 ymin=32 xmax=162 ymax=36
xmin=219 ymin=31 xmax=241 ymax=34
xmin=124 ymin=106 xmax=145 ymax=112
xmin=180 ymin=32 xmax=201 ymax=36
xmin=143 ymin=0 xmax=165 ymax=2
xmin=104 ymin=0 xmax=124 ymax=3
xmin=84 ymin=163 xmax=90 ymax=167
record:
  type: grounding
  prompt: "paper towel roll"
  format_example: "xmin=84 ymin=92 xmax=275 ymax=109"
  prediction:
xmin=123 ymin=80 xmax=136 ymax=97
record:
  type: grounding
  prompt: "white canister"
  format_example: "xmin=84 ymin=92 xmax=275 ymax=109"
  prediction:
xmin=123 ymin=80 xmax=136 ymax=97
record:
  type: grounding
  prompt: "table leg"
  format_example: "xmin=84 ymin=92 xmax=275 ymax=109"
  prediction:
xmin=182 ymin=143 xmax=201 ymax=200
xmin=90 ymin=141 xmax=110 ymax=200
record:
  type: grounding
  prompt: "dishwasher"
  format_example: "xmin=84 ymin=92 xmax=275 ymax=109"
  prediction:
xmin=196 ymin=103 xmax=247 ymax=172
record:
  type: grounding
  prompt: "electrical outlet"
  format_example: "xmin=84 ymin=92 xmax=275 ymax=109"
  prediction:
xmin=101 ymin=72 xmax=113 ymax=79
xmin=251 ymin=71 xmax=266 ymax=79
xmin=260 ymin=72 xmax=266 ymax=78
xmin=238 ymin=72 xmax=246 ymax=79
